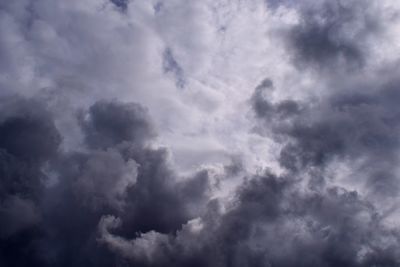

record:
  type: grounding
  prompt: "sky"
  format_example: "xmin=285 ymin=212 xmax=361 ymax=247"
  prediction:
xmin=0 ymin=0 xmax=400 ymax=266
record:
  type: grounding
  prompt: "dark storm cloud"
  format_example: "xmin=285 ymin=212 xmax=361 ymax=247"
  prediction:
xmin=242 ymin=55 xmax=400 ymax=265
xmin=250 ymin=77 xmax=400 ymax=209
xmin=114 ymin=148 xmax=205 ymax=235
xmin=1 ymin=0 xmax=400 ymax=266
xmin=251 ymin=76 xmax=400 ymax=172
xmin=1 ymin=92 xmax=399 ymax=266
xmin=0 ymin=96 xmax=61 ymax=204
xmin=78 ymin=100 xmax=209 ymax=233
xmin=283 ymin=0 xmax=381 ymax=71
xmin=97 ymin=172 xmax=400 ymax=267
xmin=43 ymin=99 xmax=209 ymax=266
xmin=70 ymin=149 xmax=138 ymax=210
xmin=206 ymin=174 xmax=399 ymax=267
xmin=0 ymin=96 xmax=61 ymax=266
xmin=0 ymin=98 xmax=211 ymax=266
xmin=277 ymin=84 xmax=400 ymax=190
xmin=0 ymin=97 xmax=61 ymax=164
xmin=79 ymin=100 xmax=156 ymax=150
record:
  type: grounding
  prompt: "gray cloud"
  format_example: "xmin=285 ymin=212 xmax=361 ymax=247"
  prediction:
xmin=97 ymin=172 xmax=400 ymax=266
xmin=71 ymin=149 xmax=138 ymax=211
xmin=283 ymin=0 xmax=382 ymax=71
xmin=1 ymin=0 xmax=400 ymax=266
xmin=163 ymin=48 xmax=186 ymax=88
xmin=110 ymin=0 xmax=129 ymax=11
xmin=0 ymin=96 xmax=61 ymax=266
xmin=251 ymin=77 xmax=400 ymax=180
xmin=79 ymin=100 xmax=156 ymax=150
xmin=0 ymin=98 xmax=211 ymax=266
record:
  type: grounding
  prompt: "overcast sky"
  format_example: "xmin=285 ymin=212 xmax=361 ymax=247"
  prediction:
xmin=1 ymin=0 xmax=400 ymax=266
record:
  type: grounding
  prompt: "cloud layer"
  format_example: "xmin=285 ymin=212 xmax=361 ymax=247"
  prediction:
xmin=1 ymin=0 xmax=400 ymax=266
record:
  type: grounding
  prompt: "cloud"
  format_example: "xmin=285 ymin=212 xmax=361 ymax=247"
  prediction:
xmin=72 ymin=149 xmax=138 ymax=210
xmin=0 ymin=98 xmax=211 ymax=266
xmin=251 ymin=76 xmax=400 ymax=199
xmin=95 ymin=172 xmax=400 ymax=266
xmin=79 ymin=100 xmax=156 ymax=150
xmin=162 ymin=48 xmax=186 ymax=88
xmin=0 ymin=95 xmax=60 ymax=210
xmin=98 ymin=215 xmax=171 ymax=264
xmin=110 ymin=0 xmax=129 ymax=11
xmin=0 ymin=196 xmax=40 ymax=238
xmin=1 ymin=0 xmax=400 ymax=266
xmin=0 ymin=96 xmax=61 ymax=265
xmin=282 ymin=0 xmax=383 ymax=71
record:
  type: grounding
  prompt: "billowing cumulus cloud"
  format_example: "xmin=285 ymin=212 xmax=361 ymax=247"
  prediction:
xmin=285 ymin=1 xmax=380 ymax=70
xmin=1 ymin=0 xmax=400 ymax=266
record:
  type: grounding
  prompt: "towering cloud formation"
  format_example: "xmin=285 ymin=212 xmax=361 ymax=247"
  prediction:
xmin=0 ymin=0 xmax=400 ymax=266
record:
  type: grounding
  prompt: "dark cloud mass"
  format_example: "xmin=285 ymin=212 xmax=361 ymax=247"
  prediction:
xmin=285 ymin=0 xmax=381 ymax=71
xmin=1 ymin=0 xmax=400 ymax=267
xmin=110 ymin=0 xmax=129 ymax=10
xmin=0 ymin=96 xmax=213 ymax=266
xmin=79 ymin=100 xmax=156 ymax=150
